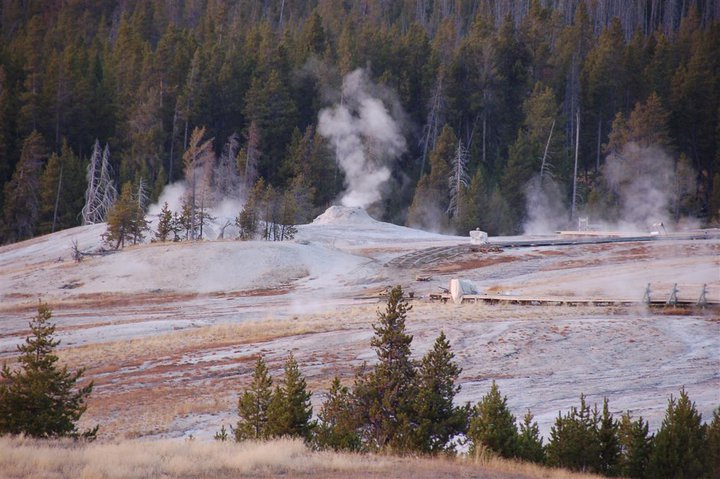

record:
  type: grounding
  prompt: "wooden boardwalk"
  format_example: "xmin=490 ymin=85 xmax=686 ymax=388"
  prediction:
xmin=429 ymin=283 xmax=720 ymax=308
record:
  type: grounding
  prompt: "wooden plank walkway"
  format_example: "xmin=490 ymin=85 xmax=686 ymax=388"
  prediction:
xmin=428 ymin=283 xmax=720 ymax=308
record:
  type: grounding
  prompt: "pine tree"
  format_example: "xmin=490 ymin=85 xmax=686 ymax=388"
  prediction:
xmin=0 ymin=302 xmax=97 ymax=439
xmin=617 ymin=411 xmax=653 ymax=479
xmin=236 ymin=178 xmax=265 ymax=241
xmin=105 ymin=182 xmax=148 ymax=249
xmin=354 ymin=285 xmax=416 ymax=451
xmin=235 ymin=356 xmax=273 ymax=441
xmin=546 ymin=394 xmax=601 ymax=472
xmin=154 ymin=202 xmax=173 ymax=242
xmin=38 ymin=141 xmax=85 ymax=235
xmin=2 ymin=131 xmax=46 ymax=242
xmin=215 ymin=132 xmax=241 ymax=199
xmin=315 ymin=377 xmax=361 ymax=452
xmin=597 ymin=398 xmax=620 ymax=476
xmin=179 ymin=197 xmax=194 ymax=241
xmin=279 ymin=188 xmax=298 ymax=241
xmin=707 ymin=407 xmax=720 ymax=479
xmin=407 ymin=124 xmax=455 ymax=231
xmin=182 ymin=126 xmax=215 ymax=239
xmin=411 ymin=331 xmax=467 ymax=454
xmin=648 ymin=387 xmax=707 ymax=479
xmin=266 ymin=354 xmax=314 ymax=440
xmin=237 ymin=120 xmax=262 ymax=191
xmin=455 ymin=168 xmax=486 ymax=235
xmin=243 ymin=70 xmax=298 ymax=182
xmin=517 ymin=410 xmax=545 ymax=464
xmin=468 ymin=380 xmax=518 ymax=459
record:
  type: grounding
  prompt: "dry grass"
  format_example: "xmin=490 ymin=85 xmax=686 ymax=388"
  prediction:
xmin=467 ymin=448 xmax=603 ymax=479
xmin=57 ymin=310 xmax=369 ymax=369
xmin=0 ymin=436 xmax=605 ymax=479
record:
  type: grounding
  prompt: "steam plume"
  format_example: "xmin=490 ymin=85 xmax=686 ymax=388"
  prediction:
xmin=318 ymin=69 xmax=406 ymax=209
xmin=522 ymin=142 xmax=695 ymax=234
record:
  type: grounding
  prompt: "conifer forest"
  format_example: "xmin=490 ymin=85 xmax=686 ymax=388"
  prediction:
xmin=1 ymin=0 xmax=719 ymax=243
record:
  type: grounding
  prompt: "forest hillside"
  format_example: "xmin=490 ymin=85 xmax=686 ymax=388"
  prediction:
xmin=0 ymin=0 xmax=719 ymax=243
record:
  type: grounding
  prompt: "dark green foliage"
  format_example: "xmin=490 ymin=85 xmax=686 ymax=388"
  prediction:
xmin=38 ymin=141 xmax=85 ymax=235
xmin=597 ymin=398 xmax=620 ymax=476
xmin=2 ymin=131 xmax=46 ymax=242
xmin=315 ymin=377 xmax=361 ymax=452
xmin=266 ymin=354 xmax=314 ymax=440
xmin=235 ymin=356 xmax=273 ymax=441
xmin=546 ymin=394 xmax=601 ymax=472
xmin=235 ymin=178 xmax=267 ymax=240
xmin=517 ymin=410 xmax=545 ymax=464
xmin=353 ymin=285 xmax=417 ymax=451
xmin=617 ymin=412 xmax=653 ymax=479
xmin=468 ymin=380 xmax=518 ymax=459
xmin=214 ymin=424 xmax=229 ymax=442
xmin=104 ymin=182 xmax=149 ymax=249
xmin=406 ymin=125 xmax=455 ymax=231
xmin=154 ymin=201 xmax=173 ymax=242
xmin=0 ymin=302 xmax=97 ymax=439
xmin=0 ymin=3 xmax=717 ymax=241
xmin=707 ymin=407 xmax=720 ymax=479
xmin=647 ymin=387 xmax=707 ymax=479
xmin=178 ymin=198 xmax=194 ymax=241
xmin=411 ymin=331 xmax=467 ymax=454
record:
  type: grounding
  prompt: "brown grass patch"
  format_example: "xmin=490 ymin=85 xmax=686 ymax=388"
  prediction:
xmin=56 ymin=312 xmax=361 ymax=370
xmin=0 ymin=436 xmax=605 ymax=479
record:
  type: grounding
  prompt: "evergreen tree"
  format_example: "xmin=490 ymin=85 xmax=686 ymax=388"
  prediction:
xmin=617 ymin=411 xmax=653 ymax=479
xmin=2 ymin=131 xmax=46 ymax=242
xmin=648 ymin=387 xmax=707 ymax=479
xmin=468 ymin=380 xmax=518 ymax=459
xmin=315 ymin=377 xmax=361 ymax=452
xmin=407 ymin=124 xmax=455 ymax=231
xmin=411 ymin=331 xmax=466 ymax=454
xmin=546 ymin=394 xmax=601 ymax=472
xmin=707 ymin=407 xmax=720 ymax=479
xmin=501 ymin=82 xmax=564 ymax=232
xmin=38 ymin=141 xmax=85 ymax=235
xmin=243 ymin=70 xmax=298 ymax=182
xmin=517 ymin=410 xmax=545 ymax=464
xmin=235 ymin=356 xmax=273 ymax=441
xmin=597 ymin=398 xmax=620 ymax=476
xmin=178 ymin=197 xmax=194 ymax=241
xmin=266 ymin=354 xmax=314 ymax=440
xmin=0 ymin=302 xmax=97 ymax=439
xmin=455 ymin=168 xmax=486 ymax=235
xmin=354 ymin=285 xmax=416 ymax=451
xmin=105 ymin=181 xmax=148 ymax=249
xmin=154 ymin=201 xmax=173 ymax=242
xmin=182 ymin=126 xmax=214 ymax=239
xmin=278 ymin=188 xmax=299 ymax=241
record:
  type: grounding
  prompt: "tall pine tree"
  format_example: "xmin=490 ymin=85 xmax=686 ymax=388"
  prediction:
xmin=0 ymin=302 xmax=97 ymax=439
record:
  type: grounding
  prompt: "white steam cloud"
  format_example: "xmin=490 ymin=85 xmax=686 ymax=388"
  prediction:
xmin=318 ymin=69 xmax=406 ymax=209
xmin=603 ymin=143 xmax=676 ymax=228
xmin=523 ymin=142 xmax=696 ymax=234
xmin=523 ymin=176 xmax=567 ymax=234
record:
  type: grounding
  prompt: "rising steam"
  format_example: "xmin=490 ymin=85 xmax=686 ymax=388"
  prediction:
xmin=523 ymin=142 xmax=695 ymax=234
xmin=318 ymin=69 xmax=406 ymax=209
xmin=602 ymin=143 xmax=677 ymax=228
xmin=523 ymin=176 xmax=567 ymax=234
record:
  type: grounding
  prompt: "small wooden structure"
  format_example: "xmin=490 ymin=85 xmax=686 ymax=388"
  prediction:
xmin=429 ymin=280 xmax=720 ymax=308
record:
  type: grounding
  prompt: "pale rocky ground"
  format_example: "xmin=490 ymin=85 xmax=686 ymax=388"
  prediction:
xmin=0 ymin=206 xmax=718 ymax=441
